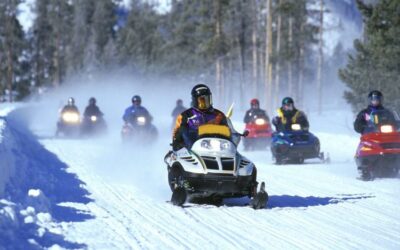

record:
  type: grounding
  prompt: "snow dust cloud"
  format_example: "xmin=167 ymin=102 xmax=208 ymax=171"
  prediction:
xmin=27 ymin=72 xmax=199 ymax=201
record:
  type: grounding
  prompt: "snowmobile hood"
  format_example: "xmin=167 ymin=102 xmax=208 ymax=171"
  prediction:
xmin=361 ymin=131 xmax=400 ymax=143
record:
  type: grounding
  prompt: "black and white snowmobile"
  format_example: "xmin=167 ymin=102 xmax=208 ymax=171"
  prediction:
xmin=164 ymin=123 xmax=267 ymax=209
xmin=56 ymin=110 xmax=81 ymax=137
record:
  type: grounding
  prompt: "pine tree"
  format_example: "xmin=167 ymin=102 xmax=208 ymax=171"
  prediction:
xmin=68 ymin=0 xmax=96 ymax=75
xmin=339 ymin=0 xmax=400 ymax=112
xmin=32 ymin=0 xmax=73 ymax=87
xmin=117 ymin=0 xmax=163 ymax=74
xmin=91 ymin=0 xmax=117 ymax=66
xmin=0 ymin=0 xmax=29 ymax=101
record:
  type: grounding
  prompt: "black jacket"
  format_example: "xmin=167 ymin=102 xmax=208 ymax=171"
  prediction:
xmin=354 ymin=105 xmax=397 ymax=134
xmin=61 ymin=105 xmax=79 ymax=114
xmin=272 ymin=107 xmax=309 ymax=132
xmin=243 ymin=108 xmax=270 ymax=123
xmin=84 ymin=104 xmax=103 ymax=118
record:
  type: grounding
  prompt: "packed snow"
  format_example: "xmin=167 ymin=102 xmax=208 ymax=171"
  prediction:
xmin=1 ymin=93 xmax=399 ymax=249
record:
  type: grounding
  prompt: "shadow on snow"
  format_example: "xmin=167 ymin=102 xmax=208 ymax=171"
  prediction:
xmin=223 ymin=194 xmax=374 ymax=209
xmin=1 ymin=109 xmax=94 ymax=249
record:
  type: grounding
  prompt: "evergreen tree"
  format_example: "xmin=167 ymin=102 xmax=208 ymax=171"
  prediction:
xmin=339 ymin=0 xmax=400 ymax=112
xmin=68 ymin=0 xmax=96 ymax=75
xmin=31 ymin=0 xmax=53 ymax=87
xmin=32 ymin=0 xmax=73 ymax=87
xmin=91 ymin=0 xmax=117 ymax=66
xmin=0 ymin=0 xmax=29 ymax=101
xmin=117 ymin=0 xmax=163 ymax=74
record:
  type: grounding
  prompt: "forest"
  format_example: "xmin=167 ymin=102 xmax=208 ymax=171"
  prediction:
xmin=0 ymin=0 xmax=398 ymax=113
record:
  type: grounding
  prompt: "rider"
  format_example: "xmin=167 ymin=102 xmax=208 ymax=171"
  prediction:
xmin=272 ymin=97 xmax=309 ymax=132
xmin=171 ymin=99 xmax=187 ymax=122
xmin=354 ymin=90 xmax=397 ymax=134
xmin=60 ymin=97 xmax=79 ymax=114
xmin=83 ymin=97 xmax=103 ymax=119
xmin=243 ymin=98 xmax=270 ymax=123
xmin=172 ymin=84 xmax=228 ymax=150
xmin=56 ymin=97 xmax=80 ymax=135
xmin=123 ymin=95 xmax=152 ymax=126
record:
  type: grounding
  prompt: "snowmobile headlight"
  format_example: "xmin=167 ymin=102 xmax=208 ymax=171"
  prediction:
xmin=220 ymin=141 xmax=231 ymax=150
xmin=200 ymin=139 xmax=231 ymax=151
xmin=62 ymin=112 xmax=79 ymax=123
xmin=291 ymin=124 xmax=301 ymax=131
xmin=380 ymin=125 xmax=393 ymax=133
xmin=90 ymin=116 xmax=97 ymax=122
xmin=201 ymin=140 xmax=212 ymax=150
xmin=137 ymin=116 xmax=146 ymax=125
xmin=255 ymin=118 xmax=266 ymax=125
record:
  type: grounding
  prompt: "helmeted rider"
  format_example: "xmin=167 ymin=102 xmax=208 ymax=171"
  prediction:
xmin=354 ymin=90 xmax=397 ymax=134
xmin=272 ymin=97 xmax=309 ymax=132
xmin=171 ymin=99 xmax=187 ymax=122
xmin=123 ymin=95 xmax=153 ymax=126
xmin=243 ymin=98 xmax=270 ymax=124
xmin=57 ymin=97 xmax=80 ymax=136
xmin=84 ymin=97 xmax=103 ymax=118
xmin=172 ymin=84 xmax=228 ymax=151
xmin=61 ymin=97 xmax=79 ymax=114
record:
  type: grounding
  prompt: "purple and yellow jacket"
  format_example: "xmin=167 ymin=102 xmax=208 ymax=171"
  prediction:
xmin=172 ymin=107 xmax=228 ymax=150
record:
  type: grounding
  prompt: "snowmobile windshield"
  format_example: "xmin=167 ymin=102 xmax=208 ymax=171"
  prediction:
xmin=365 ymin=110 xmax=398 ymax=133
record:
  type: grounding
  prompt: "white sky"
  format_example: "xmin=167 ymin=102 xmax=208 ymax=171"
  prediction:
xmin=17 ymin=0 xmax=171 ymax=33
xmin=18 ymin=0 xmax=36 ymax=33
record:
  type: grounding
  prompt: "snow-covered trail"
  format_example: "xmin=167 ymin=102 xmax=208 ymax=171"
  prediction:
xmin=32 ymin=110 xmax=400 ymax=249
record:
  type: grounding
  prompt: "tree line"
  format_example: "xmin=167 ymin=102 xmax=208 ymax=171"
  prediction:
xmin=3 ymin=0 xmax=389 ymax=115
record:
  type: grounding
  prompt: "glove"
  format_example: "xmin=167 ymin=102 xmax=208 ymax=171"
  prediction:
xmin=272 ymin=116 xmax=281 ymax=126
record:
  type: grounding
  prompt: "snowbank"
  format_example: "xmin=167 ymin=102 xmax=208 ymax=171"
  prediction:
xmin=0 ymin=106 xmax=92 ymax=249
xmin=0 ymin=103 xmax=19 ymax=196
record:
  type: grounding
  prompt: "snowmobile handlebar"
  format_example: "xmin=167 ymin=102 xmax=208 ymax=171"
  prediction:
xmin=233 ymin=130 xmax=249 ymax=137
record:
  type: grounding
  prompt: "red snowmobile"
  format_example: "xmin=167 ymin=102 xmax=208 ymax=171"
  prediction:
xmin=243 ymin=116 xmax=273 ymax=150
xmin=355 ymin=110 xmax=400 ymax=180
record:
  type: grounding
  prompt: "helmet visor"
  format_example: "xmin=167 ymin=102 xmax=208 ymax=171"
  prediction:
xmin=132 ymin=99 xmax=141 ymax=106
xmin=197 ymin=95 xmax=212 ymax=110
xmin=283 ymin=103 xmax=293 ymax=111
xmin=370 ymin=95 xmax=382 ymax=106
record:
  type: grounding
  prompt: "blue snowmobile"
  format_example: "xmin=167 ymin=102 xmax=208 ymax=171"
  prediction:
xmin=271 ymin=123 xmax=328 ymax=164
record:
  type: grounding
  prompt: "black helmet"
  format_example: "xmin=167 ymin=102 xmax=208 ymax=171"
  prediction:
xmin=132 ymin=95 xmax=142 ymax=106
xmin=89 ymin=97 xmax=96 ymax=105
xmin=368 ymin=90 xmax=383 ymax=103
xmin=191 ymin=84 xmax=212 ymax=110
xmin=282 ymin=97 xmax=294 ymax=106
xmin=68 ymin=97 xmax=75 ymax=106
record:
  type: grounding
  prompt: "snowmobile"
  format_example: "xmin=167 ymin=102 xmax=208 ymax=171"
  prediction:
xmin=243 ymin=116 xmax=273 ymax=151
xmin=121 ymin=115 xmax=158 ymax=143
xmin=56 ymin=110 xmax=81 ymax=137
xmin=271 ymin=124 xmax=327 ymax=164
xmin=80 ymin=114 xmax=107 ymax=137
xmin=355 ymin=110 xmax=400 ymax=180
xmin=164 ymin=123 xmax=267 ymax=208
